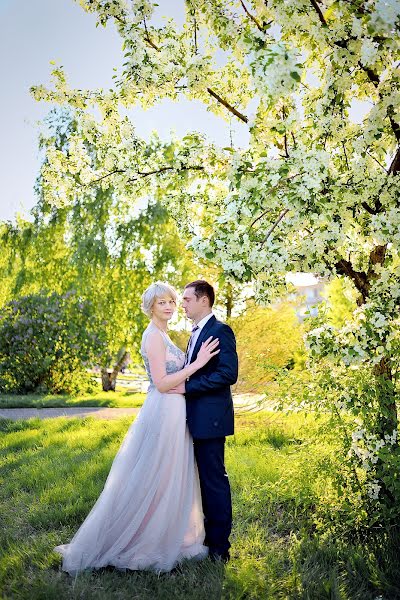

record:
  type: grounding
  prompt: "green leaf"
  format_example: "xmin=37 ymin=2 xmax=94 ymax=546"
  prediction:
xmin=290 ymin=71 xmax=301 ymax=82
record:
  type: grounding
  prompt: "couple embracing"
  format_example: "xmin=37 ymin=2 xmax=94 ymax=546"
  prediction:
xmin=56 ymin=280 xmax=239 ymax=574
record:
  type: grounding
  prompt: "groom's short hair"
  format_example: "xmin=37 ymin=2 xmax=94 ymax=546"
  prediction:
xmin=185 ymin=280 xmax=215 ymax=307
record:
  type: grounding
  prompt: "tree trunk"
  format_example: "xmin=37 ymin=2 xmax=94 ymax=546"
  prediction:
xmin=101 ymin=368 xmax=117 ymax=391
xmin=372 ymin=356 xmax=398 ymax=507
xmin=101 ymin=350 xmax=130 ymax=392
xmin=373 ymin=356 xmax=398 ymax=438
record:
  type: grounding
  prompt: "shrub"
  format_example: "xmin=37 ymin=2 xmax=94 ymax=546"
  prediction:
xmin=231 ymin=300 xmax=303 ymax=393
xmin=0 ymin=291 xmax=107 ymax=394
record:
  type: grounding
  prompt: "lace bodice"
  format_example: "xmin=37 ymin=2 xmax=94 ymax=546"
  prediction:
xmin=140 ymin=323 xmax=185 ymax=387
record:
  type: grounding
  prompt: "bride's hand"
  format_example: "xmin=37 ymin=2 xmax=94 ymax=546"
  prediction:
xmin=194 ymin=336 xmax=220 ymax=369
xmin=167 ymin=382 xmax=185 ymax=394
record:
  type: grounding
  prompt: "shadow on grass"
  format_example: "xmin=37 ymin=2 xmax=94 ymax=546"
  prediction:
xmin=2 ymin=537 xmax=227 ymax=600
xmin=287 ymin=530 xmax=400 ymax=600
xmin=0 ymin=418 xmax=129 ymax=533
xmin=0 ymin=417 xmax=43 ymax=433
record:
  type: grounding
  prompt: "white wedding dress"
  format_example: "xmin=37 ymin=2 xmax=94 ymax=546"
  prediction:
xmin=55 ymin=323 xmax=207 ymax=574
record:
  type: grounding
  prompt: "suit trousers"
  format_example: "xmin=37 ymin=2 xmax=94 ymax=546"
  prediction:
xmin=193 ymin=437 xmax=232 ymax=556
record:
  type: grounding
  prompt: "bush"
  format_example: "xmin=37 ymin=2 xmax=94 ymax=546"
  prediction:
xmin=323 ymin=276 xmax=358 ymax=327
xmin=231 ymin=300 xmax=303 ymax=393
xmin=168 ymin=329 xmax=190 ymax=353
xmin=0 ymin=291 xmax=107 ymax=394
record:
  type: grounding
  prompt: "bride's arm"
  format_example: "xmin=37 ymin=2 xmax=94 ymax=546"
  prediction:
xmin=145 ymin=330 xmax=219 ymax=393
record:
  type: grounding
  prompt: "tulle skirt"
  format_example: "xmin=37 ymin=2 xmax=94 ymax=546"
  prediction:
xmin=55 ymin=387 xmax=207 ymax=574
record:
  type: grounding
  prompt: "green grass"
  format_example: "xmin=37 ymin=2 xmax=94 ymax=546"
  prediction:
xmin=1 ymin=411 xmax=399 ymax=599
xmin=0 ymin=390 xmax=145 ymax=409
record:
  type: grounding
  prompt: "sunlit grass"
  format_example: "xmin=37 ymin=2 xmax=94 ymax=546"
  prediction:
xmin=0 ymin=389 xmax=145 ymax=409
xmin=1 ymin=412 xmax=399 ymax=599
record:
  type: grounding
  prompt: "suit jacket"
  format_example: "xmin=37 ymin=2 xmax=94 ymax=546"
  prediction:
xmin=185 ymin=315 xmax=238 ymax=439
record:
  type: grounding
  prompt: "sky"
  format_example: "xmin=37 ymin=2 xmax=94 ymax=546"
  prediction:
xmin=0 ymin=0 xmax=249 ymax=223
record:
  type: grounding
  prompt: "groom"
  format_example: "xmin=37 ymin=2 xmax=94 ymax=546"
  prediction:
xmin=182 ymin=280 xmax=238 ymax=562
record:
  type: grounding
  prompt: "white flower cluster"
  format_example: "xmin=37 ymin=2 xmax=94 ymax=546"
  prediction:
xmin=306 ymin=324 xmax=335 ymax=357
xmin=350 ymin=428 xmax=397 ymax=475
xmin=129 ymin=0 xmax=154 ymax=25
xmin=246 ymin=39 xmax=303 ymax=102
xmin=360 ymin=38 xmax=379 ymax=67
xmin=77 ymin=0 xmax=130 ymax=27
xmin=369 ymin=0 xmax=400 ymax=34
xmin=366 ymin=479 xmax=381 ymax=500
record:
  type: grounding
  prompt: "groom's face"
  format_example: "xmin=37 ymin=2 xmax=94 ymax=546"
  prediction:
xmin=182 ymin=286 xmax=203 ymax=321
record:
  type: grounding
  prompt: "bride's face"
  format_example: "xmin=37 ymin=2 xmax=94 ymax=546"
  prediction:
xmin=152 ymin=295 xmax=176 ymax=321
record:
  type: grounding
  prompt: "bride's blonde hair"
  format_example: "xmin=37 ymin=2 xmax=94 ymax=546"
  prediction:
xmin=141 ymin=281 xmax=178 ymax=317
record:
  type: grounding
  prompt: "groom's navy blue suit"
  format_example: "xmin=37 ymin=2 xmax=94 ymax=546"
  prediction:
xmin=185 ymin=315 xmax=238 ymax=558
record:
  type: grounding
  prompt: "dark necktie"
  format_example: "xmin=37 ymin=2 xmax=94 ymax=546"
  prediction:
xmin=185 ymin=325 xmax=199 ymax=366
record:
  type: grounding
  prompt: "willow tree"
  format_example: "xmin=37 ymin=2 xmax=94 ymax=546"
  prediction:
xmin=32 ymin=1 xmax=400 ymax=521
xmin=4 ymin=109 xmax=202 ymax=389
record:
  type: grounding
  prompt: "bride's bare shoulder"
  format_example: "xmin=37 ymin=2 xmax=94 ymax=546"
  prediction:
xmin=143 ymin=326 xmax=166 ymax=353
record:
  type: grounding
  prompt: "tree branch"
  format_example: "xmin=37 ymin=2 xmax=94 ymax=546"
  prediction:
xmin=389 ymin=145 xmax=400 ymax=175
xmin=367 ymin=244 xmax=387 ymax=280
xmin=388 ymin=107 xmax=400 ymax=143
xmin=207 ymin=88 xmax=249 ymax=123
xmin=366 ymin=151 xmax=388 ymax=173
xmin=249 ymin=173 xmax=301 ymax=228
xmin=113 ymin=14 xmax=127 ymax=26
xmin=309 ymin=12 xmax=399 ymax=145
xmin=261 ymin=208 xmax=289 ymax=245
xmin=139 ymin=19 xmax=249 ymax=126
xmin=361 ymin=201 xmax=379 ymax=215
xmin=282 ymin=107 xmax=289 ymax=157
xmin=333 ymin=40 xmax=400 ymax=144
xmin=342 ymin=141 xmax=350 ymax=170
xmin=144 ymin=35 xmax=160 ymax=51
xmin=250 ymin=208 xmax=272 ymax=228
xmin=128 ymin=164 xmax=204 ymax=182
xmin=336 ymin=258 xmax=369 ymax=301
xmin=239 ymin=0 xmax=265 ymax=32
xmin=310 ymin=0 xmax=327 ymax=26
xmin=357 ymin=62 xmax=380 ymax=86
xmin=357 ymin=66 xmax=400 ymax=144
xmin=86 ymin=165 xmax=204 ymax=186
xmin=284 ymin=133 xmax=289 ymax=158
xmin=84 ymin=169 xmax=126 ymax=185
xmin=193 ymin=15 xmax=198 ymax=54
xmin=143 ymin=17 xmax=161 ymax=51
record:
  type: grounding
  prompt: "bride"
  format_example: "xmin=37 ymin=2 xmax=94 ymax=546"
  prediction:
xmin=55 ymin=281 xmax=219 ymax=575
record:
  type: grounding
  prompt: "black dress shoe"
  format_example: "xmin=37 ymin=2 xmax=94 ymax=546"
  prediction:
xmin=209 ymin=551 xmax=230 ymax=563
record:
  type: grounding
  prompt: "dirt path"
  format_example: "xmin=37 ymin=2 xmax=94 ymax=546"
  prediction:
xmin=0 ymin=394 xmax=267 ymax=421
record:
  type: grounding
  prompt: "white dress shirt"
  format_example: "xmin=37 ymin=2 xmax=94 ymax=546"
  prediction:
xmin=186 ymin=312 xmax=214 ymax=364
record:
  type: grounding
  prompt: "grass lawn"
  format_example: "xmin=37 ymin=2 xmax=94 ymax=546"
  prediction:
xmin=1 ymin=411 xmax=399 ymax=599
xmin=0 ymin=390 xmax=145 ymax=409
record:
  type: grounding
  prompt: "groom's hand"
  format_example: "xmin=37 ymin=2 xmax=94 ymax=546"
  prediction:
xmin=167 ymin=382 xmax=186 ymax=394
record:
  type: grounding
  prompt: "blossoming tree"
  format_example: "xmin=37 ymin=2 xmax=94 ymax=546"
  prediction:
xmin=32 ymin=0 xmax=400 ymax=522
